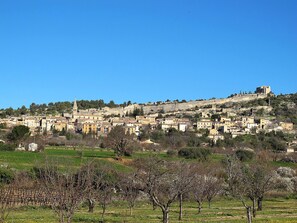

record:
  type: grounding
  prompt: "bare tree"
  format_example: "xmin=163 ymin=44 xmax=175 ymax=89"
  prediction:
xmin=224 ymin=155 xmax=253 ymax=223
xmin=134 ymin=157 xmax=184 ymax=223
xmin=92 ymin=162 xmax=118 ymax=223
xmin=191 ymin=164 xmax=222 ymax=214
xmin=224 ymin=155 xmax=275 ymax=223
xmin=241 ymin=164 xmax=274 ymax=216
xmin=118 ymin=172 xmax=140 ymax=216
xmin=205 ymin=175 xmax=222 ymax=209
xmin=38 ymin=161 xmax=93 ymax=223
xmin=175 ymin=161 xmax=195 ymax=221
xmin=192 ymin=174 xmax=208 ymax=214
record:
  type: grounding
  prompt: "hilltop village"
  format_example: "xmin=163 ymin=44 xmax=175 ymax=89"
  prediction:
xmin=0 ymin=86 xmax=295 ymax=148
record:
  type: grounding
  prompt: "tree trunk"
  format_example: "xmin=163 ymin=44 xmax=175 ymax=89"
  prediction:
xmin=162 ymin=207 xmax=169 ymax=223
xmin=101 ymin=204 xmax=106 ymax=222
xmin=197 ymin=200 xmax=202 ymax=214
xmin=87 ymin=198 xmax=95 ymax=213
xmin=246 ymin=206 xmax=252 ymax=223
xmin=178 ymin=194 xmax=183 ymax=221
xmin=151 ymin=198 xmax=157 ymax=210
xmin=208 ymin=199 xmax=211 ymax=209
xmin=252 ymin=198 xmax=256 ymax=218
xmin=129 ymin=206 xmax=132 ymax=216
xmin=257 ymin=197 xmax=263 ymax=211
xmin=59 ymin=213 xmax=65 ymax=223
xmin=67 ymin=216 xmax=72 ymax=223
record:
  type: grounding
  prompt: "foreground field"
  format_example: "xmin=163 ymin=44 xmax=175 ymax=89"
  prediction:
xmin=6 ymin=198 xmax=297 ymax=223
xmin=1 ymin=147 xmax=297 ymax=223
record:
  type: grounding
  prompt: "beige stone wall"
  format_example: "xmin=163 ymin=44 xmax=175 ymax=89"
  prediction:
xmin=142 ymin=94 xmax=267 ymax=114
xmin=74 ymin=94 xmax=267 ymax=117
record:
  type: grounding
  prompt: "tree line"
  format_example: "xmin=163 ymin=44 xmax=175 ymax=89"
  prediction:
xmin=0 ymin=100 xmax=125 ymax=117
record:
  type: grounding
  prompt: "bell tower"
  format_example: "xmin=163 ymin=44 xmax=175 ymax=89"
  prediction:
xmin=73 ymin=99 xmax=78 ymax=118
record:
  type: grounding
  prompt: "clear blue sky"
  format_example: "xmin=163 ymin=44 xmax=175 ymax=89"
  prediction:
xmin=0 ymin=0 xmax=296 ymax=109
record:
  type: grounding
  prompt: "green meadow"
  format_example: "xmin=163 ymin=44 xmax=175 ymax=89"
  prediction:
xmin=6 ymin=198 xmax=297 ymax=223
xmin=1 ymin=147 xmax=297 ymax=222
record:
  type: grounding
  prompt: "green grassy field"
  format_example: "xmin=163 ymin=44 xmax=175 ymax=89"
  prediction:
xmin=5 ymin=198 xmax=297 ymax=223
xmin=1 ymin=146 xmax=296 ymax=171
xmin=0 ymin=146 xmax=178 ymax=172
xmin=1 ymin=147 xmax=297 ymax=222
xmin=0 ymin=147 xmax=121 ymax=170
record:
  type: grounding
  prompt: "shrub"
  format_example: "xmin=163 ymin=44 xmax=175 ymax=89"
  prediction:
xmin=178 ymin=147 xmax=211 ymax=161
xmin=0 ymin=168 xmax=14 ymax=184
xmin=167 ymin=149 xmax=177 ymax=157
xmin=235 ymin=149 xmax=254 ymax=162
xmin=0 ymin=143 xmax=15 ymax=151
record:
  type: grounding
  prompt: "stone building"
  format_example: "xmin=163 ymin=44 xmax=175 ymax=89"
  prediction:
xmin=255 ymin=86 xmax=271 ymax=95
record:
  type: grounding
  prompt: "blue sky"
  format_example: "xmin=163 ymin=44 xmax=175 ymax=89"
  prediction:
xmin=0 ymin=0 xmax=296 ymax=109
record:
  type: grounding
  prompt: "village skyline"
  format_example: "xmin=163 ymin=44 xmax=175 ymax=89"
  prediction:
xmin=0 ymin=85 xmax=296 ymax=110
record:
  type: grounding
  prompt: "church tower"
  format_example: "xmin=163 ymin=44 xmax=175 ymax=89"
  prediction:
xmin=73 ymin=99 xmax=78 ymax=118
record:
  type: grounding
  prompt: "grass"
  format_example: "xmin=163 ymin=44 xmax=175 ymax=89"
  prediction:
xmin=1 ymin=147 xmax=297 ymax=222
xmin=1 ymin=146 xmax=296 ymax=171
xmin=5 ymin=198 xmax=297 ymax=223
xmin=0 ymin=147 xmax=128 ymax=171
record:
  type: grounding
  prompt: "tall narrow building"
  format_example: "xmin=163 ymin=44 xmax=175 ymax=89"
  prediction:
xmin=73 ymin=100 xmax=78 ymax=118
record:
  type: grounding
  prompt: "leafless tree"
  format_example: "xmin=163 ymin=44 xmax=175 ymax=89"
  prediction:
xmin=118 ymin=172 xmax=140 ymax=216
xmin=191 ymin=164 xmax=222 ymax=214
xmin=175 ymin=161 xmax=195 ymax=221
xmin=134 ymin=157 xmax=185 ymax=223
xmin=205 ymin=175 xmax=222 ymax=209
xmin=192 ymin=174 xmax=208 ymax=214
xmin=92 ymin=162 xmax=118 ymax=223
xmin=224 ymin=155 xmax=253 ymax=223
xmin=224 ymin=155 xmax=275 ymax=223
xmin=241 ymin=164 xmax=274 ymax=216
xmin=38 ymin=161 xmax=93 ymax=223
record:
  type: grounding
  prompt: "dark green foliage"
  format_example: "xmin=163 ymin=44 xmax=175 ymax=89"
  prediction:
xmin=178 ymin=147 xmax=211 ymax=160
xmin=215 ymin=131 xmax=291 ymax=152
xmin=128 ymin=107 xmax=144 ymax=117
xmin=1 ymin=99 xmax=121 ymax=117
xmin=0 ymin=168 xmax=14 ymax=184
xmin=187 ymin=134 xmax=202 ymax=147
xmin=7 ymin=125 xmax=30 ymax=142
xmin=0 ymin=123 xmax=7 ymax=129
xmin=107 ymin=100 xmax=117 ymax=108
xmin=270 ymin=93 xmax=297 ymax=124
xmin=133 ymin=107 xmax=144 ymax=117
xmin=166 ymin=149 xmax=177 ymax=157
xmin=235 ymin=149 xmax=254 ymax=162
xmin=240 ymin=98 xmax=269 ymax=108
xmin=0 ymin=143 xmax=15 ymax=151
xmin=211 ymin=114 xmax=221 ymax=121
xmin=32 ymin=165 xmax=58 ymax=180
xmin=150 ymin=130 xmax=165 ymax=143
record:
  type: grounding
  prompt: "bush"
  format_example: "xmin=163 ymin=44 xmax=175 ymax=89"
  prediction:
xmin=0 ymin=168 xmax=14 ymax=184
xmin=178 ymin=147 xmax=211 ymax=161
xmin=0 ymin=143 xmax=15 ymax=151
xmin=167 ymin=149 xmax=177 ymax=157
xmin=235 ymin=149 xmax=254 ymax=162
